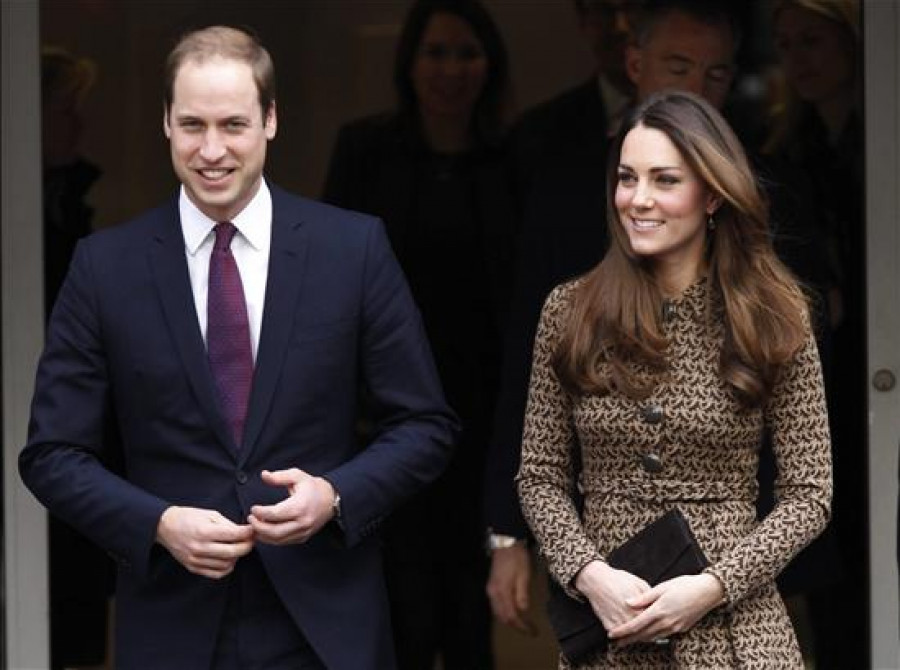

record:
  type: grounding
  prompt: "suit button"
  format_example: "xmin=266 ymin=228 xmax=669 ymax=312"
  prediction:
xmin=236 ymin=471 xmax=248 ymax=485
xmin=641 ymin=453 xmax=664 ymax=473
xmin=643 ymin=404 xmax=664 ymax=424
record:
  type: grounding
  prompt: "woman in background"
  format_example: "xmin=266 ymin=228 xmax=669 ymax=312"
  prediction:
xmin=517 ymin=91 xmax=832 ymax=668
xmin=323 ymin=1 xmax=517 ymax=668
xmin=765 ymin=2 xmax=865 ymax=666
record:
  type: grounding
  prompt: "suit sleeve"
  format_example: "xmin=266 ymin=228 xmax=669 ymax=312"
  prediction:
xmin=482 ymin=179 xmax=565 ymax=539
xmin=705 ymin=327 xmax=833 ymax=603
xmin=19 ymin=240 xmax=169 ymax=579
xmin=322 ymin=219 xmax=458 ymax=546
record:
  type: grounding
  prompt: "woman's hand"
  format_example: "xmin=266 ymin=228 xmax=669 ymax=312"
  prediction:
xmin=607 ymin=573 xmax=725 ymax=646
xmin=574 ymin=560 xmax=652 ymax=630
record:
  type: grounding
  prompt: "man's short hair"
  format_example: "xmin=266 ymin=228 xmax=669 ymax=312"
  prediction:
xmin=163 ymin=25 xmax=275 ymax=119
xmin=631 ymin=0 xmax=742 ymax=48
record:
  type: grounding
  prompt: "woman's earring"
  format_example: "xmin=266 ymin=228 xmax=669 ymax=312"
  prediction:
xmin=707 ymin=213 xmax=716 ymax=232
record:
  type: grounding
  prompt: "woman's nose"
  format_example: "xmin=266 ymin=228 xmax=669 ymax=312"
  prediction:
xmin=633 ymin=182 xmax=654 ymax=209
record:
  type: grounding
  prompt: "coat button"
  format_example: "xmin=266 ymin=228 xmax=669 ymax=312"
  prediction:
xmin=236 ymin=471 xmax=248 ymax=485
xmin=662 ymin=300 xmax=677 ymax=322
xmin=641 ymin=453 xmax=664 ymax=473
xmin=643 ymin=404 xmax=664 ymax=424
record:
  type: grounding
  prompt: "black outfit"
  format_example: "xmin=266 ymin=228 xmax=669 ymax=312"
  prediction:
xmin=322 ymin=112 xmax=518 ymax=670
xmin=483 ymin=78 xmax=611 ymax=542
xmin=43 ymin=157 xmax=115 ymax=670
xmin=772 ymin=106 xmax=868 ymax=670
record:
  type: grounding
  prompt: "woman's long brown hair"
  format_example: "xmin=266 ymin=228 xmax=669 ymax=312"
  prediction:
xmin=552 ymin=91 xmax=809 ymax=408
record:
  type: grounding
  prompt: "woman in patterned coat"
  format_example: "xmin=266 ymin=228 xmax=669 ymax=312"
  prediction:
xmin=517 ymin=91 xmax=832 ymax=669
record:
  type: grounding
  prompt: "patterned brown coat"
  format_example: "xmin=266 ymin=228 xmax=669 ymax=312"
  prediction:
xmin=517 ymin=279 xmax=832 ymax=669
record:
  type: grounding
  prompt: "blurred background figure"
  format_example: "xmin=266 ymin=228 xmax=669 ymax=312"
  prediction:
xmin=506 ymin=0 xmax=637 ymax=199
xmin=40 ymin=45 xmax=113 ymax=670
xmin=42 ymin=45 xmax=102 ymax=317
xmin=765 ymin=1 xmax=866 ymax=667
xmin=322 ymin=1 xmax=517 ymax=668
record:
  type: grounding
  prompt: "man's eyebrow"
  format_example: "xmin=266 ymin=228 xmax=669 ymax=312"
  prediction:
xmin=662 ymin=54 xmax=694 ymax=65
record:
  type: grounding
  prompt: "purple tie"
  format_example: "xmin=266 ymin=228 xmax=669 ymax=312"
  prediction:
xmin=207 ymin=221 xmax=253 ymax=448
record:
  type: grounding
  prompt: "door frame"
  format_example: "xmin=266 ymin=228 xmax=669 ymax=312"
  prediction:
xmin=864 ymin=3 xmax=900 ymax=668
xmin=2 ymin=1 xmax=50 ymax=669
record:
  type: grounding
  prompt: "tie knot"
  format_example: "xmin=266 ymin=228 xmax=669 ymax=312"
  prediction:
xmin=213 ymin=221 xmax=238 ymax=252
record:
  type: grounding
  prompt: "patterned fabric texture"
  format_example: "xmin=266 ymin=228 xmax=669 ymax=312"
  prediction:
xmin=517 ymin=278 xmax=832 ymax=669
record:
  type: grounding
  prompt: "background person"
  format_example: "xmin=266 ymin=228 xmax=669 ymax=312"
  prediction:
xmin=322 ymin=1 xmax=517 ymax=667
xmin=765 ymin=1 xmax=866 ymax=666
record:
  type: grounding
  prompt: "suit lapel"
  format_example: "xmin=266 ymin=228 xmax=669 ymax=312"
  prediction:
xmin=240 ymin=186 xmax=309 ymax=459
xmin=148 ymin=198 xmax=236 ymax=452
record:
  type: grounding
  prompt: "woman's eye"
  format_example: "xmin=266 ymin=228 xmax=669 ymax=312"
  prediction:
xmin=657 ymin=174 xmax=680 ymax=186
xmin=422 ymin=45 xmax=449 ymax=60
xmin=618 ymin=172 xmax=636 ymax=185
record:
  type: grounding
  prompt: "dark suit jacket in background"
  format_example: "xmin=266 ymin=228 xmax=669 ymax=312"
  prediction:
xmin=20 ymin=184 xmax=457 ymax=670
xmin=321 ymin=111 xmax=518 ymax=668
xmin=483 ymin=79 xmax=611 ymax=540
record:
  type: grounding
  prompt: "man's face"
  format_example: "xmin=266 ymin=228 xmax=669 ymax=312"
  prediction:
xmin=164 ymin=57 xmax=276 ymax=222
xmin=626 ymin=10 xmax=736 ymax=109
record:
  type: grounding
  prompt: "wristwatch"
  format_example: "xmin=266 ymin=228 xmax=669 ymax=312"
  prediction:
xmin=332 ymin=491 xmax=344 ymax=530
xmin=486 ymin=528 xmax=524 ymax=554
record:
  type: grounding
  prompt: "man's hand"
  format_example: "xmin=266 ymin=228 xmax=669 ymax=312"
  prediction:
xmin=486 ymin=543 xmax=537 ymax=636
xmin=574 ymin=559 xmax=651 ymax=631
xmin=156 ymin=506 xmax=254 ymax=579
xmin=248 ymin=468 xmax=336 ymax=545
xmin=607 ymin=573 xmax=725 ymax=646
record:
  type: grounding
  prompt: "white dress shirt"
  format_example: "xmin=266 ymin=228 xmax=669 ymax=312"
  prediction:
xmin=179 ymin=182 xmax=272 ymax=362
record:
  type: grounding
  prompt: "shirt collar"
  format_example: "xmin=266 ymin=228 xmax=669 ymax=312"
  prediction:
xmin=179 ymin=180 xmax=272 ymax=256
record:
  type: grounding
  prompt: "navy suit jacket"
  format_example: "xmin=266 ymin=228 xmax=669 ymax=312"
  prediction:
xmin=20 ymin=183 xmax=457 ymax=669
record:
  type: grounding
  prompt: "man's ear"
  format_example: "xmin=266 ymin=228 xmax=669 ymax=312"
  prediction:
xmin=163 ymin=104 xmax=171 ymax=138
xmin=264 ymin=101 xmax=278 ymax=140
xmin=625 ymin=45 xmax=642 ymax=87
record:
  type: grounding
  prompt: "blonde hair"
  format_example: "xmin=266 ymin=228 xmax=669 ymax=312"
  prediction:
xmin=553 ymin=91 xmax=809 ymax=407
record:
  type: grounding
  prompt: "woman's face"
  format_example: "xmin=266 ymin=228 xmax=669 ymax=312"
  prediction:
xmin=774 ymin=4 xmax=856 ymax=105
xmin=411 ymin=12 xmax=488 ymax=123
xmin=614 ymin=123 xmax=717 ymax=281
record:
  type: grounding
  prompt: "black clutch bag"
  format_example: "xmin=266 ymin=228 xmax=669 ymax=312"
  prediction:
xmin=545 ymin=508 xmax=709 ymax=664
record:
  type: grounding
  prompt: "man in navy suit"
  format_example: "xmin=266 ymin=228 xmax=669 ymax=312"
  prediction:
xmin=20 ymin=25 xmax=457 ymax=670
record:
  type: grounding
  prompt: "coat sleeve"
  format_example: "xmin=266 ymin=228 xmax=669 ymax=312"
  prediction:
xmin=706 ymin=327 xmax=833 ymax=604
xmin=515 ymin=283 xmax=602 ymax=591
xmin=321 ymin=219 xmax=458 ymax=546
xmin=19 ymin=240 xmax=169 ymax=579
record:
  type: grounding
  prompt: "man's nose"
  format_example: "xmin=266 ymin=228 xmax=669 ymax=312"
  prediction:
xmin=682 ymin=71 xmax=706 ymax=97
xmin=200 ymin=129 xmax=226 ymax=161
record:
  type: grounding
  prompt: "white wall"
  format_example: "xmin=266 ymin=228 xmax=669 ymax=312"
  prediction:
xmin=2 ymin=1 xmax=50 ymax=668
